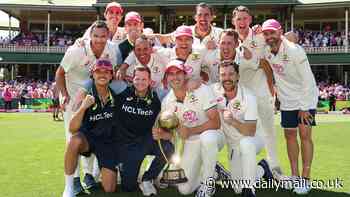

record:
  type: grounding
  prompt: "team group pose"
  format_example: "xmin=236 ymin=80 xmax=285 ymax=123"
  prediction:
xmin=57 ymin=1 xmax=318 ymax=197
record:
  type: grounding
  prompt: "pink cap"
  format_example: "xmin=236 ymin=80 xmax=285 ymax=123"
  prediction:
xmin=165 ymin=59 xmax=186 ymax=74
xmin=105 ymin=2 xmax=123 ymax=14
xmin=92 ymin=59 xmax=113 ymax=73
xmin=262 ymin=19 xmax=282 ymax=32
xmin=124 ymin=11 xmax=142 ymax=23
xmin=174 ymin=25 xmax=193 ymax=38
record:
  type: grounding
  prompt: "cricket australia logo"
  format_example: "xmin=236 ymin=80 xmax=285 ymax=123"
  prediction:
xmin=183 ymin=110 xmax=198 ymax=124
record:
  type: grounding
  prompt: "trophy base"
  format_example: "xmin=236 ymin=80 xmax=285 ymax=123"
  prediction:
xmin=160 ymin=169 xmax=188 ymax=185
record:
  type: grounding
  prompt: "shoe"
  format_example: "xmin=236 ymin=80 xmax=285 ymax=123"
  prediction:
xmin=195 ymin=182 xmax=216 ymax=197
xmin=73 ymin=177 xmax=85 ymax=196
xmin=62 ymin=187 xmax=75 ymax=197
xmin=83 ymin=173 xmax=97 ymax=190
xmin=139 ymin=180 xmax=157 ymax=196
xmin=215 ymin=162 xmax=231 ymax=181
xmin=241 ymin=188 xmax=256 ymax=197
xmin=257 ymin=159 xmax=273 ymax=181
xmin=293 ymin=177 xmax=311 ymax=195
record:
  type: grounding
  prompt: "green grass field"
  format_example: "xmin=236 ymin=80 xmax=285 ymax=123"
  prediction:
xmin=0 ymin=113 xmax=350 ymax=197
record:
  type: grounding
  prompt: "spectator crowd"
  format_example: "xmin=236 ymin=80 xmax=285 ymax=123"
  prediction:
xmin=295 ymin=29 xmax=349 ymax=47
xmin=0 ymin=30 xmax=81 ymax=47
xmin=318 ymin=81 xmax=350 ymax=101
xmin=0 ymin=80 xmax=56 ymax=110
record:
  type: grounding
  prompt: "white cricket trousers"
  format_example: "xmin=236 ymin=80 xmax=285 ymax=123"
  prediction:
xmin=229 ymin=135 xmax=264 ymax=193
xmin=177 ymin=130 xmax=224 ymax=195
xmin=257 ymin=96 xmax=279 ymax=168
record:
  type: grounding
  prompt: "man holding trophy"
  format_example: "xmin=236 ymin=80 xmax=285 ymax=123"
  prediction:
xmin=153 ymin=59 xmax=224 ymax=197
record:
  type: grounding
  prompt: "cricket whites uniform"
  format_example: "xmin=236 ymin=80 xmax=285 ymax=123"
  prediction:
xmin=191 ymin=25 xmax=223 ymax=48
xmin=239 ymin=28 xmax=280 ymax=168
xmin=125 ymin=47 xmax=207 ymax=81
xmin=161 ymin=84 xmax=224 ymax=195
xmin=170 ymin=25 xmax=223 ymax=48
xmin=211 ymin=83 xmax=265 ymax=193
xmin=201 ymin=48 xmax=253 ymax=84
xmin=264 ymin=37 xmax=318 ymax=128
xmin=124 ymin=51 xmax=169 ymax=89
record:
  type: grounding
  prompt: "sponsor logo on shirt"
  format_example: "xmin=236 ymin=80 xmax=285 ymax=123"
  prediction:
xmin=271 ymin=63 xmax=285 ymax=76
xmin=183 ymin=110 xmax=198 ymax=123
xmin=89 ymin=112 xmax=113 ymax=122
xmin=121 ymin=104 xmax=154 ymax=116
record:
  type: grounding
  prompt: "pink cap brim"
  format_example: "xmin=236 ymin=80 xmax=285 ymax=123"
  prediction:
xmin=262 ymin=27 xmax=280 ymax=32
xmin=175 ymin=33 xmax=192 ymax=38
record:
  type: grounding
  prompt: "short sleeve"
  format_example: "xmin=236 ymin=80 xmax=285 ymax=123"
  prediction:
xmin=60 ymin=46 xmax=80 ymax=72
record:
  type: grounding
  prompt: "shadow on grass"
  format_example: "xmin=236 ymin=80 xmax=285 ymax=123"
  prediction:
xmin=80 ymin=184 xmax=350 ymax=197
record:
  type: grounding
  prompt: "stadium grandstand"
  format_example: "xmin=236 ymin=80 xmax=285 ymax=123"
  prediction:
xmin=0 ymin=0 xmax=350 ymax=112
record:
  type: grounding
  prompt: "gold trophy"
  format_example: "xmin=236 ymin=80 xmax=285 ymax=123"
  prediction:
xmin=157 ymin=110 xmax=188 ymax=185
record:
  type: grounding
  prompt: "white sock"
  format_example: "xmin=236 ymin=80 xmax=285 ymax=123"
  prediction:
xmin=92 ymin=158 xmax=100 ymax=181
xmin=256 ymin=165 xmax=265 ymax=180
xmin=65 ymin=174 xmax=74 ymax=190
xmin=81 ymin=155 xmax=94 ymax=175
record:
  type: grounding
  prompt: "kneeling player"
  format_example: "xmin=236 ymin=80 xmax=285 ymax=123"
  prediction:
xmin=62 ymin=60 xmax=120 ymax=197
xmin=211 ymin=62 xmax=273 ymax=197
xmin=155 ymin=60 xmax=225 ymax=197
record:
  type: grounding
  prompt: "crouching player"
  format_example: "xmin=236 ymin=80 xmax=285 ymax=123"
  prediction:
xmin=154 ymin=60 xmax=225 ymax=197
xmin=211 ymin=62 xmax=273 ymax=197
xmin=62 ymin=60 xmax=120 ymax=197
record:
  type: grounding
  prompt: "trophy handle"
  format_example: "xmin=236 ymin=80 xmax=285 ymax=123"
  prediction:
xmin=158 ymin=139 xmax=170 ymax=164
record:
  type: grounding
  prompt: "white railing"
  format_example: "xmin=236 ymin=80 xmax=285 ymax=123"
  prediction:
xmin=303 ymin=46 xmax=350 ymax=54
xmin=0 ymin=44 xmax=349 ymax=54
xmin=0 ymin=44 xmax=68 ymax=53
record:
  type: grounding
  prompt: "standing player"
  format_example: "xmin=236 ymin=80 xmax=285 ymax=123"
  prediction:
xmin=201 ymin=29 xmax=254 ymax=84
xmin=55 ymin=21 xmax=118 ymax=195
xmin=261 ymin=19 xmax=318 ymax=194
xmin=155 ymin=3 xmax=222 ymax=49
xmin=62 ymin=60 xmax=120 ymax=197
xmin=121 ymin=35 xmax=168 ymax=90
xmin=211 ymin=62 xmax=273 ymax=197
xmin=155 ymin=60 xmax=224 ymax=197
xmin=231 ymin=6 xmax=281 ymax=173
xmin=82 ymin=2 xmax=125 ymax=42
xmin=118 ymin=11 xmax=144 ymax=62
xmin=121 ymin=25 xmax=207 ymax=83
xmin=51 ymin=82 xmax=60 ymax=121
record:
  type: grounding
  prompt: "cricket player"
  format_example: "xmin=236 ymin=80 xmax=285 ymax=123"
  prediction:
xmin=55 ymin=20 xmax=118 ymax=195
xmin=82 ymin=2 xmax=125 ymax=42
xmin=62 ymin=59 xmax=120 ymax=197
xmin=211 ymin=62 xmax=274 ymax=197
xmin=122 ymin=35 xmax=168 ymax=89
xmin=231 ymin=6 xmax=281 ymax=173
xmin=121 ymin=25 xmax=207 ymax=83
xmin=201 ymin=29 xmax=254 ymax=84
xmin=155 ymin=2 xmax=223 ymax=49
xmin=118 ymin=11 xmax=144 ymax=62
xmin=155 ymin=59 xmax=224 ymax=197
xmin=261 ymin=19 xmax=318 ymax=194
